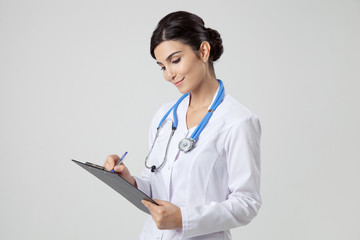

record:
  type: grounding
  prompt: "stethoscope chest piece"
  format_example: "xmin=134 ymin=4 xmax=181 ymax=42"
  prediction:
xmin=178 ymin=138 xmax=195 ymax=152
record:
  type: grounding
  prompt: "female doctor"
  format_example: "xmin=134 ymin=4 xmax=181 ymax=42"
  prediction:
xmin=104 ymin=11 xmax=261 ymax=240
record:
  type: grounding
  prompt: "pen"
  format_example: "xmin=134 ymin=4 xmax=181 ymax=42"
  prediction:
xmin=110 ymin=151 xmax=128 ymax=173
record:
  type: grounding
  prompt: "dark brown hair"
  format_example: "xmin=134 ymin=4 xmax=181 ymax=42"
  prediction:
xmin=150 ymin=11 xmax=223 ymax=73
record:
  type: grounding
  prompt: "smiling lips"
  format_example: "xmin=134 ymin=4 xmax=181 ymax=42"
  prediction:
xmin=174 ymin=77 xmax=185 ymax=87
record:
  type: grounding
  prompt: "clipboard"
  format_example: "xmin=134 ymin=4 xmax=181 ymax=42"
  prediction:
xmin=72 ymin=159 xmax=158 ymax=214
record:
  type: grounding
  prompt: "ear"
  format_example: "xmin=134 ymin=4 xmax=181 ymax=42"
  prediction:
xmin=199 ymin=41 xmax=211 ymax=62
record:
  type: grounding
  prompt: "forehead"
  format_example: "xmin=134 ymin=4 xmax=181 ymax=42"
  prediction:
xmin=154 ymin=40 xmax=192 ymax=61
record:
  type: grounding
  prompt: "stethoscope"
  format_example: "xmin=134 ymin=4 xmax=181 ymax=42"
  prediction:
xmin=144 ymin=79 xmax=225 ymax=172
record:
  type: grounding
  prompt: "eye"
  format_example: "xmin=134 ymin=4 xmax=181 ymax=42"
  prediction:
xmin=172 ymin=57 xmax=181 ymax=64
xmin=160 ymin=66 xmax=166 ymax=71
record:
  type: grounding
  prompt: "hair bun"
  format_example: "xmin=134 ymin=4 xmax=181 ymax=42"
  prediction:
xmin=206 ymin=28 xmax=223 ymax=62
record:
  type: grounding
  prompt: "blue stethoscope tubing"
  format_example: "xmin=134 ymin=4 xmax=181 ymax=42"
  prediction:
xmin=145 ymin=79 xmax=225 ymax=172
xmin=190 ymin=79 xmax=224 ymax=141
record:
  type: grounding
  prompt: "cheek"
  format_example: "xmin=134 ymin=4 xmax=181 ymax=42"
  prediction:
xmin=179 ymin=59 xmax=200 ymax=75
xmin=186 ymin=61 xmax=204 ymax=78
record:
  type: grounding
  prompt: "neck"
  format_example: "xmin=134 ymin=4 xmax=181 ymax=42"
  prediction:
xmin=189 ymin=77 xmax=219 ymax=109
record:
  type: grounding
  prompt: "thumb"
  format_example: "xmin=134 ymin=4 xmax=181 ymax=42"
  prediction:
xmin=142 ymin=199 xmax=157 ymax=209
xmin=114 ymin=164 xmax=125 ymax=172
xmin=153 ymin=199 xmax=168 ymax=206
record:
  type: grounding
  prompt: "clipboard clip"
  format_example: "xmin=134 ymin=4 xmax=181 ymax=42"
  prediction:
xmin=85 ymin=162 xmax=106 ymax=171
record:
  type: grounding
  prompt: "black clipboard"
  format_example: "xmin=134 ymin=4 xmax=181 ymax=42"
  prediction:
xmin=72 ymin=159 xmax=158 ymax=214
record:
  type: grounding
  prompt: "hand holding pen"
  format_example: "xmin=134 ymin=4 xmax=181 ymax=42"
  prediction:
xmin=104 ymin=152 xmax=137 ymax=187
xmin=110 ymin=151 xmax=128 ymax=172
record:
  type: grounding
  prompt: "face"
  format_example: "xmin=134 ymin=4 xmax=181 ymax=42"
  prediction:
xmin=154 ymin=40 xmax=207 ymax=94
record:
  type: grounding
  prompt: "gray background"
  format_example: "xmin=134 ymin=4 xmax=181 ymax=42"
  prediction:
xmin=1 ymin=0 xmax=359 ymax=239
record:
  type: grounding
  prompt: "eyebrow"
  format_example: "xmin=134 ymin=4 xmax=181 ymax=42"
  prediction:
xmin=156 ymin=51 xmax=182 ymax=65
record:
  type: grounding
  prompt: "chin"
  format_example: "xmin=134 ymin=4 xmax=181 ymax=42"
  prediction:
xmin=177 ymin=88 xmax=188 ymax=94
xmin=176 ymin=85 xmax=190 ymax=94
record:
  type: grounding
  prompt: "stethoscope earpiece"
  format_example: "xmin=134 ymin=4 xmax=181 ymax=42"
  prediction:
xmin=151 ymin=165 xmax=156 ymax=172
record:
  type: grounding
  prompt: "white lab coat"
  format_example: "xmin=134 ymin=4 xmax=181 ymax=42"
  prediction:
xmin=134 ymin=87 xmax=261 ymax=240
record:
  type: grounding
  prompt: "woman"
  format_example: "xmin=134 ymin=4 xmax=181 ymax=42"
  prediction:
xmin=104 ymin=11 xmax=261 ymax=240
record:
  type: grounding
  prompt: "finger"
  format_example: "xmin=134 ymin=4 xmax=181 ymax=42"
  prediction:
xmin=142 ymin=199 xmax=152 ymax=208
xmin=112 ymin=154 xmax=121 ymax=164
xmin=142 ymin=200 xmax=158 ymax=213
xmin=143 ymin=200 xmax=166 ymax=217
xmin=104 ymin=155 xmax=119 ymax=170
xmin=144 ymin=199 xmax=165 ymax=209
xmin=104 ymin=156 xmax=115 ymax=169
xmin=103 ymin=161 xmax=113 ymax=171
xmin=109 ymin=154 xmax=120 ymax=164
xmin=153 ymin=199 xmax=167 ymax=206
xmin=114 ymin=164 xmax=126 ymax=173
xmin=142 ymin=200 xmax=155 ymax=215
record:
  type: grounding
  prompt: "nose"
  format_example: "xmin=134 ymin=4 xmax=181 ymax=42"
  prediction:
xmin=165 ymin=67 xmax=176 ymax=80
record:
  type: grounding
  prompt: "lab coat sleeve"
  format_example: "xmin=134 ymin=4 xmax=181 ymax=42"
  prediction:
xmin=133 ymin=106 xmax=164 ymax=197
xmin=133 ymin=169 xmax=152 ymax=197
xmin=178 ymin=116 xmax=262 ymax=239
